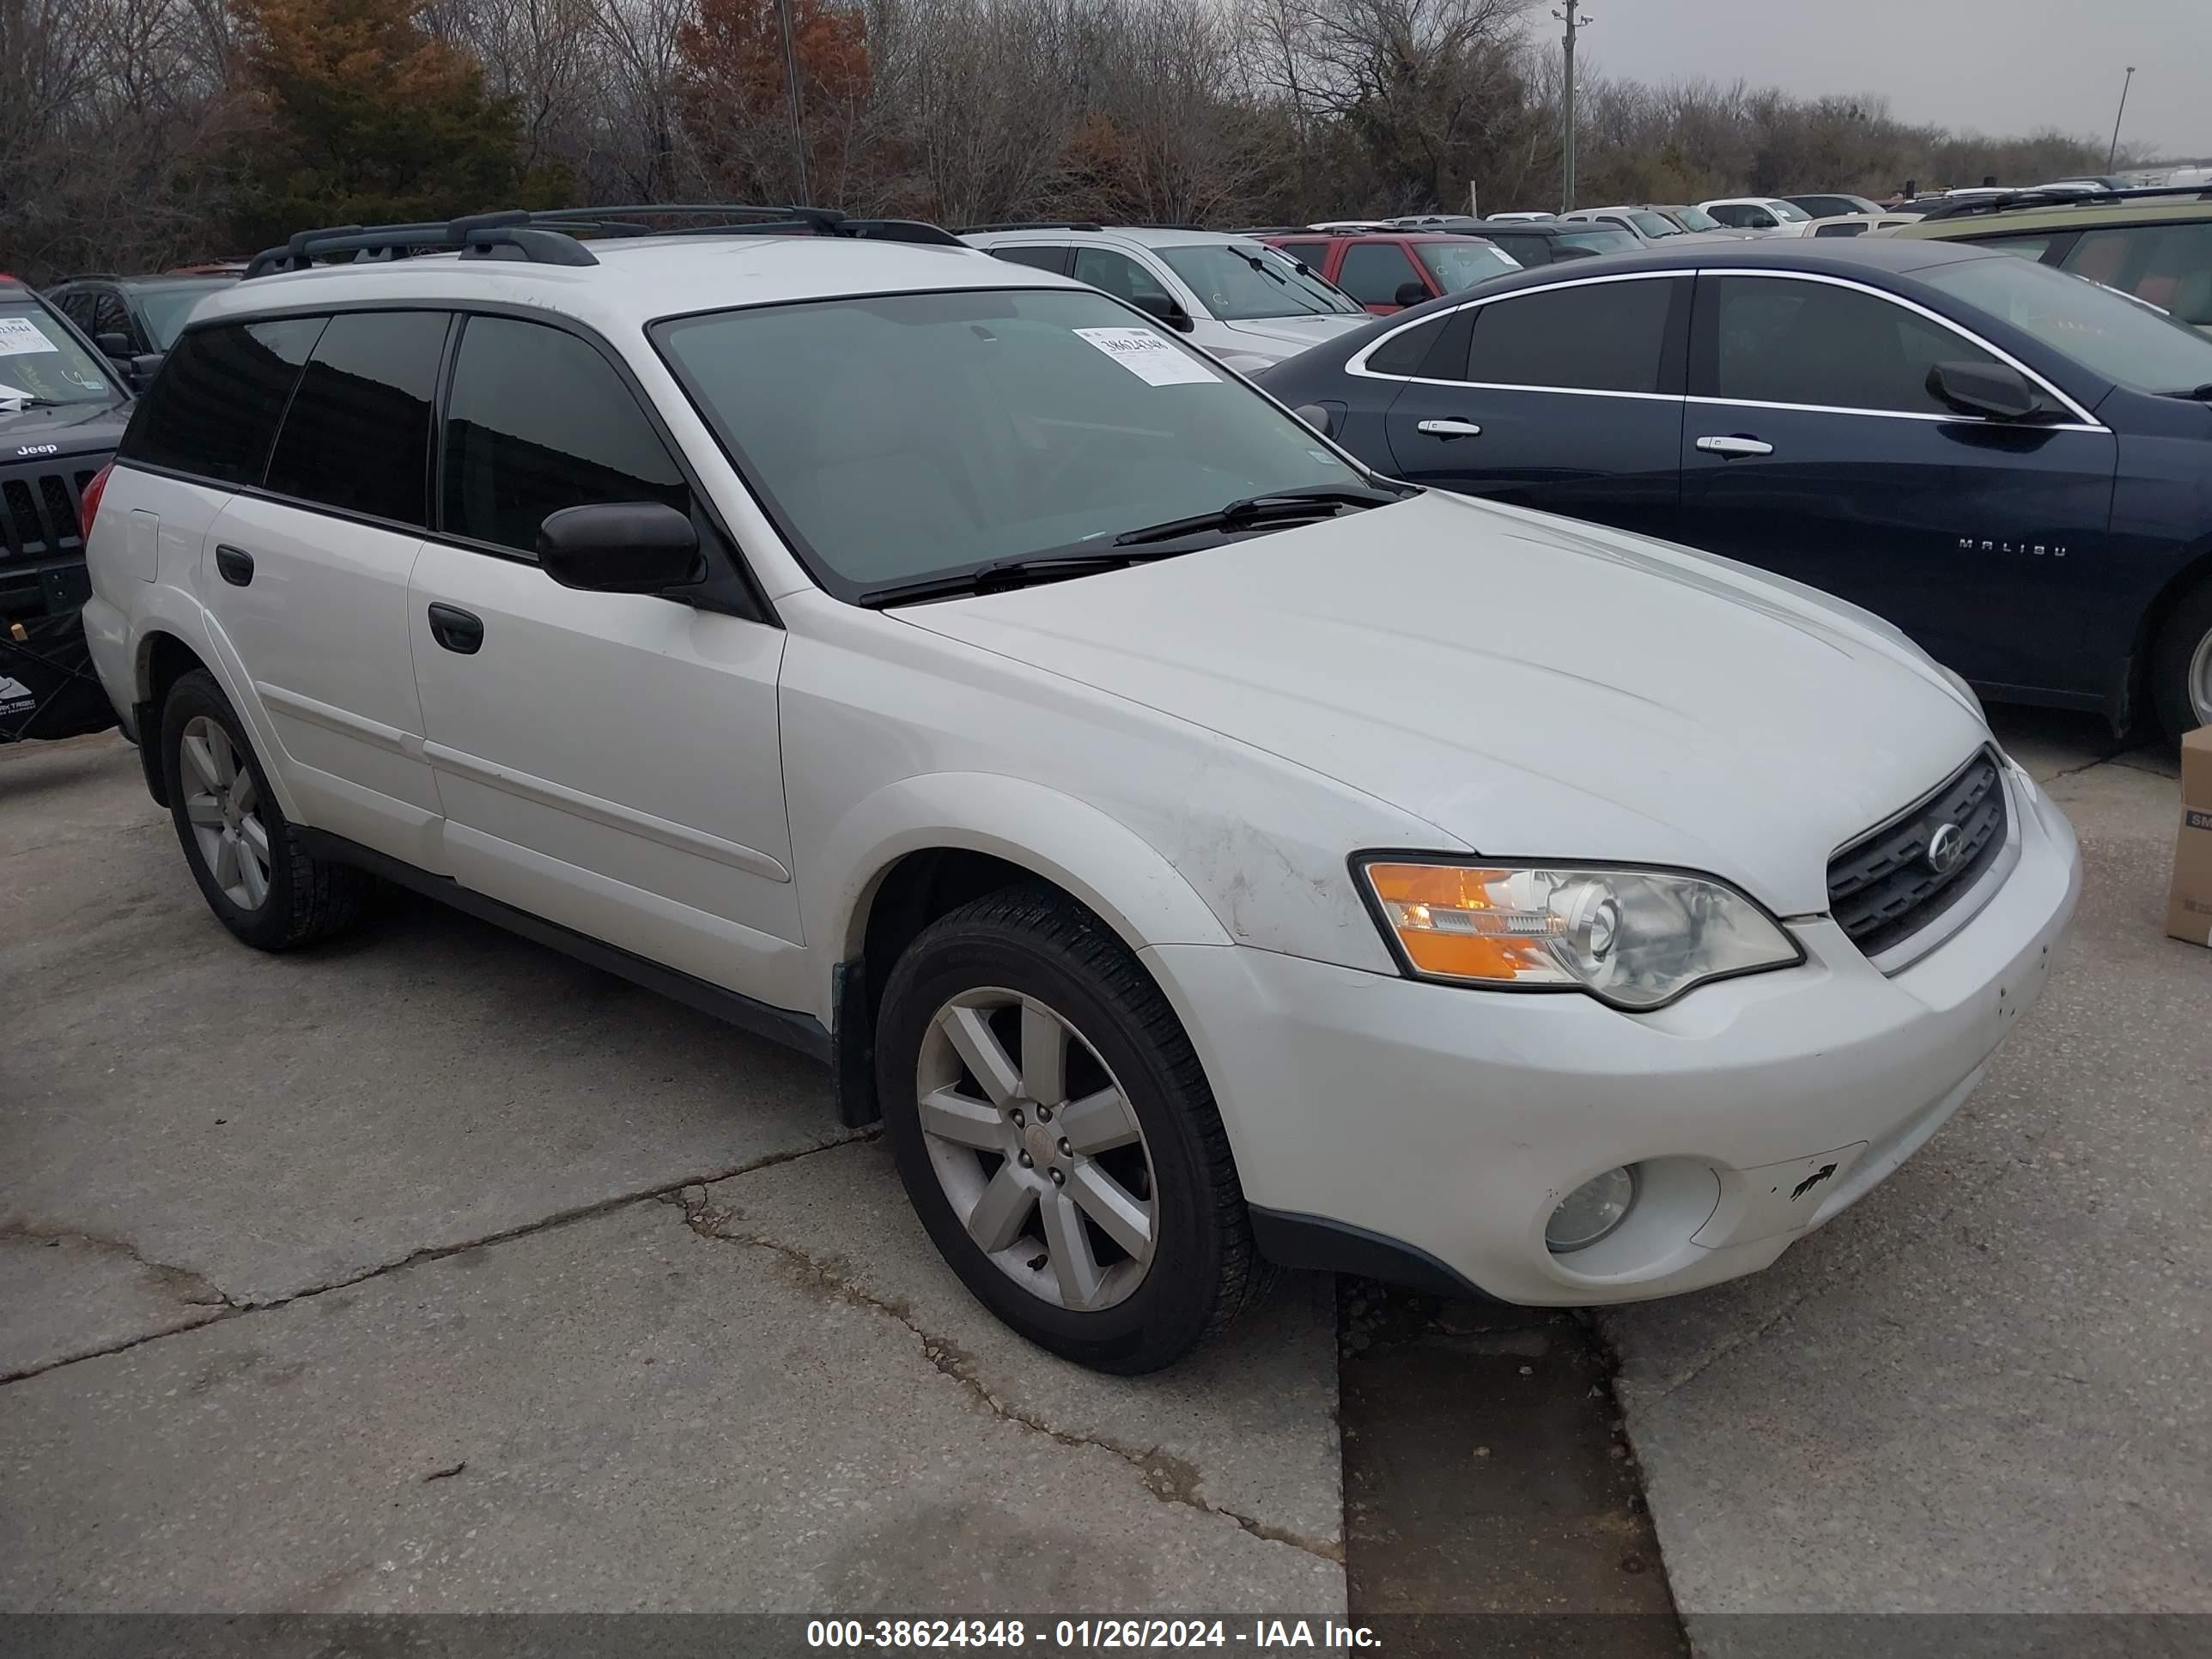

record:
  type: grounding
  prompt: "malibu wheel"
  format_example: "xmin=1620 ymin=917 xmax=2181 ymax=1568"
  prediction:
xmin=876 ymin=886 xmax=1267 ymax=1371
xmin=2150 ymin=577 xmax=2212 ymax=738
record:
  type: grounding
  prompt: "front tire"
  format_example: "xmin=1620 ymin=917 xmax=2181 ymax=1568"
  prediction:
xmin=2149 ymin=576 xmax=2212 ymax=738
xmin=875 ymin=886 xmax=1267 ymax=1372
xmin=161 ymin=669 xmax=372 ymax=951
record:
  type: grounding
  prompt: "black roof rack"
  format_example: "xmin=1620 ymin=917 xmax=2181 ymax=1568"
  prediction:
xmin=954 ymin=222 xmax=1104 ymax=234
xmin=1913 ymin=183 xmax=2212 ymax=222
xmin=244 ymin=204 xmax=965 ymax=279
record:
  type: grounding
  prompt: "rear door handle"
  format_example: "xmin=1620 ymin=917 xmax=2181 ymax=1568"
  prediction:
xmin=1416 ymin=418 xmax=1484 ymax=439
xmin=426 ymin=603 xmax=484 ymax=655
xmin=214 ymin=544 xmax=254 ymax=586
xmin=1695 ymin=434 xmax=1775 ymax=458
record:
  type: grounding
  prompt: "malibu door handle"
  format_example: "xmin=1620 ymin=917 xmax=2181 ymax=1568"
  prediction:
xmin=214 ymin=544 xmax=254 ymax=586
xmin=1416 ymin=418 xmax=1484 ymax=439
xmin=1695 ymin=434 xmax=1775 ymax=458
xmin=426 ymin=603 xmax=484 ymax=655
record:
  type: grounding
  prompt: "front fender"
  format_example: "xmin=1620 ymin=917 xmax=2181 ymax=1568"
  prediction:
xmin=817 ymin=770 xmax=1233 ymax=1001
xmin=127 ymin=589 xmax=306 ymax=826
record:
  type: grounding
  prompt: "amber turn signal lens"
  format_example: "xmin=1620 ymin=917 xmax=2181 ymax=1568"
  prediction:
xmin=1360 ymin=861 xmax=1555 ymax=982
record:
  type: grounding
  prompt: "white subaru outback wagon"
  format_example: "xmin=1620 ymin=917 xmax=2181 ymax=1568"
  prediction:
xmin=80 ymin=207 xmax=2081 ymax=1372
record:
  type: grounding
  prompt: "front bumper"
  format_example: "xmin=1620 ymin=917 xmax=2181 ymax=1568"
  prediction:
xmin=1146 ymin=762 xmax=2081 ymax=1306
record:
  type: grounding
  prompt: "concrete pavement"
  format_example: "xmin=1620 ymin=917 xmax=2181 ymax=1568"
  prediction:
xmin=0 ymin=732 xmax=1342 ymax=1613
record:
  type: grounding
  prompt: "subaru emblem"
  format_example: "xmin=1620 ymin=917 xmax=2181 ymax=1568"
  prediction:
xmin=1924 ymin=822 xmax=1965 ymax=875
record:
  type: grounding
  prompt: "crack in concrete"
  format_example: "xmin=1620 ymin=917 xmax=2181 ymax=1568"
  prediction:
xmin=668 ymin=1186 xmax=1344 ymax=1565
xmin=0 ymin=1129 xmax=874 ymax=1388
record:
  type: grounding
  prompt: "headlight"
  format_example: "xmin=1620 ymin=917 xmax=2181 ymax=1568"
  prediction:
xmin=1354 ymin=857 xmax=1803 ymax=1011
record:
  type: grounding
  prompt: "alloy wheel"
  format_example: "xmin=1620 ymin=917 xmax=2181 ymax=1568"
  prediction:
xmin=915 ymin=988 xmax=1158 ymax=1311
xmin=179 ymin=715 xmax=271 ymax=911
xmin=2191 ymin=626 xmax=2212 ymax=728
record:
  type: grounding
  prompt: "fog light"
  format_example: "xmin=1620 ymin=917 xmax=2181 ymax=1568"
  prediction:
xmin=1546 ymin=1166 xmax=1636 ymax=1254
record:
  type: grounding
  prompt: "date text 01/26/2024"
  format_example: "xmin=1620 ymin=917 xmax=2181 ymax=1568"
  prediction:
xmin=805 ymin=1620 xmax=1382 ymax=1650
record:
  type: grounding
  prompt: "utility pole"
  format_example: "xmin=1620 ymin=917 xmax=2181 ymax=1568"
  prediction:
xmin=777 ymin=0 xmax=811 ymax=205
xmin=2106 ymin=65 xmax=2136 ymax=171
xmin=1553 ymin=0 xmax=1594 ymax=213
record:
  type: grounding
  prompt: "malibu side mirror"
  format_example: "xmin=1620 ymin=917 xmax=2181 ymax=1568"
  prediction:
xmin=537 ymin=501 xmax=703 ymax=593
xmin=1926 ymin=360 xmax=2042 ymax=422
xmin=1394 ymin=280 xmax=1429 ymax=309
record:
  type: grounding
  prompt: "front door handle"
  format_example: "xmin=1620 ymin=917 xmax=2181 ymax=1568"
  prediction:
xmin=426 ymin=604 xmax=484 ymax=655
xmin=1416 ymin=418 xmax=1484 ymax=439
xmin=1695 ymin=434 xmax=1775 ymax=458
xmin=214 ymin=544 xmax=254 ymax=586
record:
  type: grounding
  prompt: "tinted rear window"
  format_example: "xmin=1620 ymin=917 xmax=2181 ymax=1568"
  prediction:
xmin=121 ymin=319 xmax=324 ymax=485
xmin=264 ymin=311 xmax=447 ymax=526
xmin=1462 ymin=278 xmax=1674 ymax=392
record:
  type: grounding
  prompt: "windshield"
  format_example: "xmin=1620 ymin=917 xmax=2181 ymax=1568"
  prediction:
xmin=1670 ymin=205 xmax=1720 ymax=231
xmin=1557 ymin=227 xmax=1641 ymax=254
xmin=654 ymin=289 xmax=1366 ymax=597
xmin=1156 ymin=243 xmax=1363 ymax=319
xmin=1768 ymin=201 xmax=1811 ymax=223
xmin=1922 ymin=254 xmax=2212 ymax=393
xmin=1627 ymin=211 xmax=1683 ymax=239
xmin=134 ymin=280 xmax=234 ymax=349
xmin=0 ymin=301 xmax=118 ymax=406
xmin=1414 ymin=239 xmax=1522 ymax=293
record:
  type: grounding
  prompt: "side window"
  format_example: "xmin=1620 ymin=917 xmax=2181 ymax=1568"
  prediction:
xmin=1972 ymin=233 xmax=2057 ymax=261
xmin=990 ymin=246 xmax=1070 ymax=274
xmin=92 ymin=290 xmax=132 ymax=343
xmin=1335 ymin=242 xmax=1424 ymax=307
xmin=1706 ymin=204 xmax=1750 ymax=228
xmin=264 ymin=311 xmax=447 ymax=527
xmin=1365 ymin=314 xmax=1449 ymax=377
xmin=118 ymin=318 xmax=325 ymax=485
xmin=2062 ymin=223 xmax=2212 ymax=328
xmin=441 ymin=314 xmax=689 ymax=556
xmin=1488 ymin=234 xmax=1541 ymax=265
xmin=1707 ymin=276 xmax=2041 ymax=416
xmin=1462 ymin=278 xmax=1674 ymax=392
xmin=1813 ymin=222 xmax=1869 ymax=238
xmin=1072 ymin=248 xmax=1176 ymax=309
xmin=1276 ymin=240 xmax=1330 ymax=271
xmin=53 ymin=289 xmax=95 ymax=333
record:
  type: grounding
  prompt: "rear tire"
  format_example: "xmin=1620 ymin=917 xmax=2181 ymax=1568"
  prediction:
xmin=875 ymin=884 xmax=1268 ymax=1372
xmin=2149 ymin=576 xmax=2212 ymax=738
xmin=161 ymin=669 xmax=372 ymax=951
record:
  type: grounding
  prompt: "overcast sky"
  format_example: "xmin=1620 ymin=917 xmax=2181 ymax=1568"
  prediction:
xmin=1555 ymin=0 xmax=2209 ymax=161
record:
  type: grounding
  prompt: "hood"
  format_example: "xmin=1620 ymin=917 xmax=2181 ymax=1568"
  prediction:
xmin=896 ymin=492 xmax=1990 ymax=915
xmin=2 ymin=399 xmax=131 ymax=461
xmin=1217 ymin=313 xmax=1370 ymax=358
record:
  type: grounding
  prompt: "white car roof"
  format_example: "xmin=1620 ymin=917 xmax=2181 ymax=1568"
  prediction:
xmin=190 ymin=233 xmax=1063 ymax=337
xmin=1698 ymin=197 xmax=1796 ymax=210
xmin=960 ymin=227 xmax=1263 ymax=252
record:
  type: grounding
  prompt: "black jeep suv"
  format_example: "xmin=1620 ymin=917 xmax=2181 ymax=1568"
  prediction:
xmin=1 ymin=278 xmax=130 ymax=742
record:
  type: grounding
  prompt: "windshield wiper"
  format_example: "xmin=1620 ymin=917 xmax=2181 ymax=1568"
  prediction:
xmin=1109 ymin=483 xmax=1409 ymax=548
xmin=0 ymin=395 xmax=66 ymax=410
xmin=2169 ymin=382 xmax=2212 ymax=402
xmin=856 ymin=546 xmax=1197 ymax=608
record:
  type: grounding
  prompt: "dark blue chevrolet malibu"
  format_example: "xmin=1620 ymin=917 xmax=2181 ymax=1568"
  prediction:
xmin=1255 ymin=238 xmax=2212 ymax=735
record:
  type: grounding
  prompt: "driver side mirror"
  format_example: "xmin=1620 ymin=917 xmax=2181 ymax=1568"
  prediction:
xmin=128 ymin=352 xmax=165 ymax=391
xmin=1132 ymin=292 xmax=1196 ymax=333
xmin=537 ymin=501 xmax=703 ymax=592
xmin=1926 ymin=360 xmax=2043 ymax=422
xmin=94 ymin=330 xmax=132 ymax=364
xmin=1393 ymin=280 xmax=1430 ymax=310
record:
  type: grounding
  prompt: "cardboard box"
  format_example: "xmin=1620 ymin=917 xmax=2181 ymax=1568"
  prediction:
xmin=2167 ymin=726 xmax=2212 ymax=949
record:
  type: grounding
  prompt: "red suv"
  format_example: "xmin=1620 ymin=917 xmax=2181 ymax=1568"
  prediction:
xmin=1261 ymin=231 xmax=1522 ymax=314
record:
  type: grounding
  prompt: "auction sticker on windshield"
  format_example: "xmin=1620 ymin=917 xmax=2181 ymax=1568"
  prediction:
xmin=1073 ymin=326 xmax=1219 ymax=386
xmin=0 ymin=316 xmax=58 ymax=356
